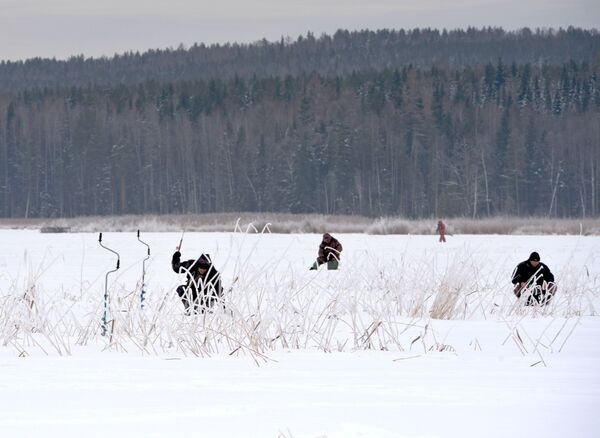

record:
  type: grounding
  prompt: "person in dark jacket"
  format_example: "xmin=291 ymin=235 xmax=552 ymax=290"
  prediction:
xmin=511 ymin=251 xmax=556 ymax=305
xmin=172 ymin=251 xmax=223 ymax=314
xmin=310 ymin=233 xmax=343 ymax=270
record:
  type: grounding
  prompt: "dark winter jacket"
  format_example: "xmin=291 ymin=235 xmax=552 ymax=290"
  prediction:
xmin=171 ymin=251 xmax=223 ymax=297
xmin=511 ymin=260 xmax=554 ymax=286
xmin=317 ymin=234 xmax=343 ymax=265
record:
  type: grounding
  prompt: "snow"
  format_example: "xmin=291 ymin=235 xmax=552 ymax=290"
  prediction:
xmin=0 ymin=230 xmax=599 ymax=437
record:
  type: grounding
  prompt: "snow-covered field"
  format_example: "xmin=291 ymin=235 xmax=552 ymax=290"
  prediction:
xmin=0 ymin=229 xmax=599 ymax=437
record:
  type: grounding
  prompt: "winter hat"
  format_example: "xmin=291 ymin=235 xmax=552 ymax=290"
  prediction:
xmin=528 ymin=251 xmax=540 ymax=262
xmin=193 ymin=254 xmax=212 ymax=270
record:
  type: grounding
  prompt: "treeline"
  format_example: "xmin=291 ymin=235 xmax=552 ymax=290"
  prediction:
xmin=1 ymin=59 xmax=599 ymax=218
xmin=1 ymin=27 xmax=599 ymax=92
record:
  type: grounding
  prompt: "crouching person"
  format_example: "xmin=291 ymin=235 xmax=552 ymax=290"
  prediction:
xmin=172 ymin=251 xmax=223 ymax=314
xmin=511 ymin=251 xmax=556 ymax=306
xmin=310 ymin=233 xmax=343 ymax=270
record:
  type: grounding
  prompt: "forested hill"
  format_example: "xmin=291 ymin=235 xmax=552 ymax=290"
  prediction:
xmin=1 ymin=27 xmax=599 ymax=92
xmin=0 ymin=28 xmax=599 ymax=219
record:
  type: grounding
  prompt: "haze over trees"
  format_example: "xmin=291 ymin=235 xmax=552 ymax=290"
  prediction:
xmin=0 ymin=27 xmax=599 ymax=218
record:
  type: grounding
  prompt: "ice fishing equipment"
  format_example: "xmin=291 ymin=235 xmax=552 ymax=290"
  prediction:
xmin=137 ymin=230 xmax=150 ymax=309
xmin=99 ymin=232 xmax=120 ymax=336
xmin=178 ymin=229 xmax=186 ymax=251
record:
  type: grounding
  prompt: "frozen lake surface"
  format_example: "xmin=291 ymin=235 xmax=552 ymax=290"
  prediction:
xmin=0 ymin=230 xmax=599 ymax=437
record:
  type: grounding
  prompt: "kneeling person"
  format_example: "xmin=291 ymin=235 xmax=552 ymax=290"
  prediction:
xmin=511 ymin=251 xmax=556 ymax=306
xmin=310 ymin=233 xmax=343 ymax=270
xmin=172 ymin=251 xmax=223 ymax=314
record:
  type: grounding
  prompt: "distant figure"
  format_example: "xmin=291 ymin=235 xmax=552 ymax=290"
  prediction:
xmin=172 ymin=251 xmax=223 ymax=314
xmin=310 ymin=233 xmax=343 ymax=270
xmin=511 ymin=251 xmax=556 ymax=306
xmin=436 ymin=219 xmax=446 ymax=243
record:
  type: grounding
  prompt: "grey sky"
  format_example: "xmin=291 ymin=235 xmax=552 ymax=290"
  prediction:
xmin=0 ymin=0 xmax=598 ymax=61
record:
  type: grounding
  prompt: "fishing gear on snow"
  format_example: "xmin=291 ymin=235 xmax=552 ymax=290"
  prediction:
xmin=99 ymin=232 xmax=120 ymax=336
xmin=137 ymin=230 xmax=151 ymax=310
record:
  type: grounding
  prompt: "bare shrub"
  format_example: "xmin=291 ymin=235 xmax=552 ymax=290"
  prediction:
xmin=3 ymin=214 xmax=599 ymax=235
xmin=40 ymin=226 xmax=70 ymax=233
xmin=1 ymin=231 xmax=597 ymax=359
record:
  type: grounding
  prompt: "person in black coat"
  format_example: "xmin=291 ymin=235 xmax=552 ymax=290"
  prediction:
xmin=511 ymin=251 xmax=556 ymax=305
xmin=172 ymin=251 xmax=223 ymax=314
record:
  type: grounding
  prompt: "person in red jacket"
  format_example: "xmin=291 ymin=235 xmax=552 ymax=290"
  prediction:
xmin=436 ymin=219 xmax=446 ymax=243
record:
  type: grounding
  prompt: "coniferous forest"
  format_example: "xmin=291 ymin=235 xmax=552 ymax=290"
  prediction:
xmin=1 ymin=27 xmax=599 ymax=218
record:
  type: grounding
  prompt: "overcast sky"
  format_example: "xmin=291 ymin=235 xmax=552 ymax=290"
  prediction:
xmin=1 ymin=0 xmax=598 ymax=61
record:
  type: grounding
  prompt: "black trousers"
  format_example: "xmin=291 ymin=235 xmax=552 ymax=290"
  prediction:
xmin=525 ymin=284 xmax=556 ymax=306
xmin=176 ymin=285 xmax=220 ymax=314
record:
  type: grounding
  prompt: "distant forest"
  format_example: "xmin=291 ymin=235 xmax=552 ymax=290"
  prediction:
xmin=1 ymin=27 xmax=599 ymax=218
